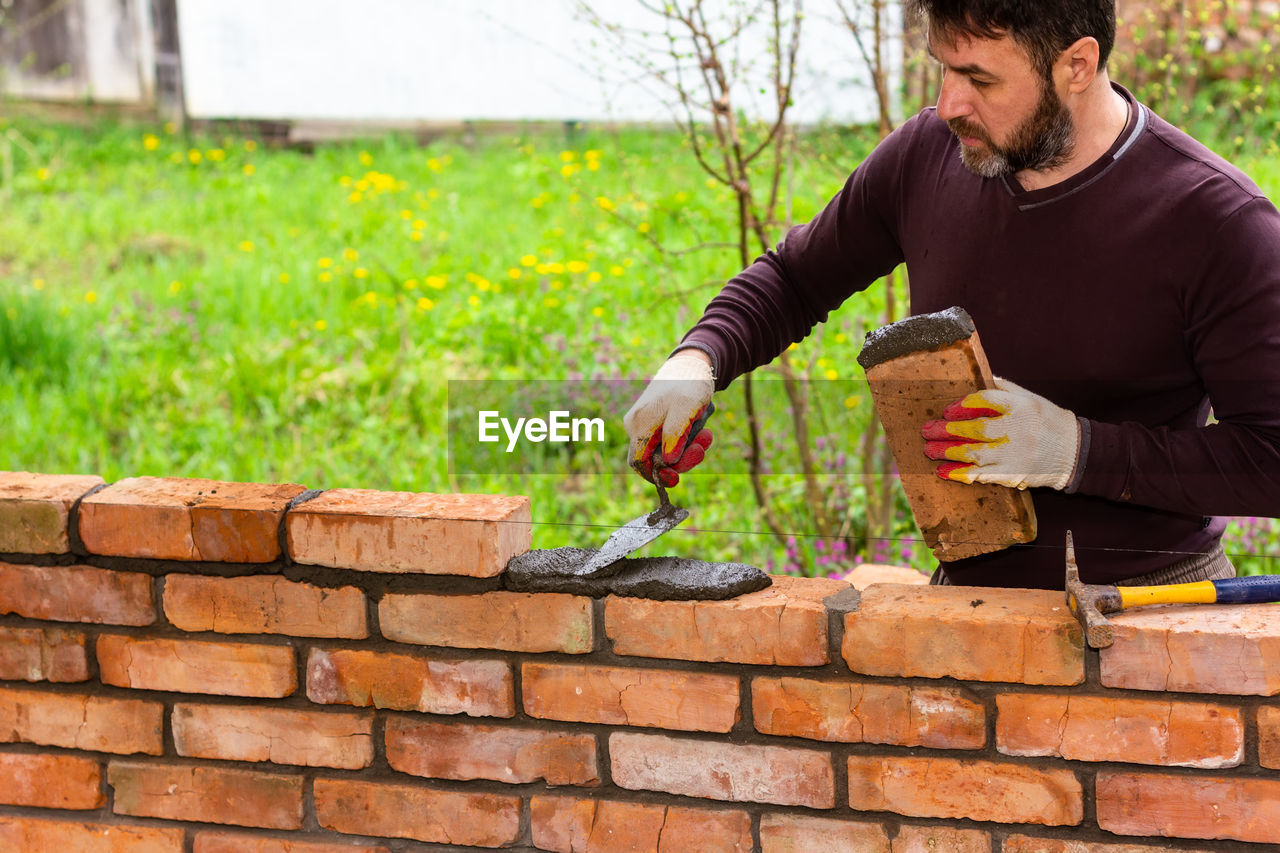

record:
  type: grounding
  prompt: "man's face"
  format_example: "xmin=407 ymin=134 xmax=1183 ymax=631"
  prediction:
xmin=930 ymin=32 xmax=1075 ymax=178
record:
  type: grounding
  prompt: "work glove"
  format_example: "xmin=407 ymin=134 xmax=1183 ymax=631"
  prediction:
xmin=921 ymin=377 xmax=1081 ymax=490
xmin=623 ymin=352 xmax=715 ymax=487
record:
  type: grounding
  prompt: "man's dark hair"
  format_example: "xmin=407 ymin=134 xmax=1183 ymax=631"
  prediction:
xmin=907 ymin=0 xmax=1116 ymax=78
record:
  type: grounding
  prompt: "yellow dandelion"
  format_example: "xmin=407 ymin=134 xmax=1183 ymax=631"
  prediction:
xmin=239 ymin=240 xmax=255 ymax=252
xmin=535 ymin=263 xmax=552 ymax=275
xmin=243 ymin=164 xmax=256 ymax=176
xmin=560 ymin=163 xmax=579 ymax=177
xmin=361 ymin=291 xmax=378 ymax=306
xmin=468 ymin=295 xmax=481 ymax=308
xmin=705 ymin=178 xmax=718 ymax=189
xmin=348 ymin=192 xmax=363 ymax=203
xmin=587 ymin=271 xmax=602 ymax=283
xmin=318 ymin=272 xmax=333 ymax=283
xmin=623 ymin=258 xmax=634 ymax=267
xmin=188 ymin=149 xmax=203 ymax=164
xmin=586 ymin=160 xmax=600 ymax=171
xmin=592 ymin=306 xmax=605 ymax=318
xmin=548 ymin=262 xmax=566 ymax=275
xmin=207 ymin=149 xmax=226 ymax=161
xmin=412 ymin=219 xmax=426 ymax=231
xmin=427 ymin=188 xmax=440 ymax=200
xmin=32 ymin=278 xmax=45 ymax=291
xmin=559 ymin=150 xmax=577 ymax=162
xmin=85 ymin=291 xmax=98 ymax=303
xmin=825 ymin=369 xmax=838 ymax=380
xmin=143 ymin=134 xmax=160 ymax=151
xmin=567 ymin=260 xmax=588 ymax=274
xmin=359 ymin=151 xmax=373 ymax=166
xmin=835 ymin=333 xmax=848 ymax=344
xmin=400 ymin=209 xmax=413 ymax=220
xmin=637 ymin=222 xmax=651 ymax=234
xmin=585 ymin=149 xmax=603 ymax=160
xmin=508 ymin=268 xmax=522 ymax=279
xmin=544 ymin=297 xmax=562 ymax=308
xmin=609 ymin=265 xmax=624 ymax=276
xmin=427 ymin=158 xmax=443 ymax=172
xmin=426 ymin=275 xmax=447 ymax=289
xmin=354 ymin=267 xmax=369 ymax=279
xmin=168 ymin=280 xmax=181 ymax=294
xmin=315 ymin=319 xmax=328 ymax=331
xmin=417 ymin=297 xmax=435 ymax=311
xmin=674 ymin=191 xmax=689 ymax=203
xmin=318 ymin=257 xmax=334 ymax=269
xmin=343 ymin=248 xmax=359 ymax=262
xmin=844 ymin=396 xmax=860 ymax=409
xmin=36 ymin=168 xmax=50 ymax=180
xmin=551 ymin=281 xmax=564 ymax=291
xmin=531 ymin=196 xmax=547 ymax=209
xmin=568 ymin=193 xmax=581 ymax=203
xmin=520 ymin=254 xmax=537 ymax=267
xmin=279 ymin=273 xmax=291 ymax=284
xmin=403 ymin=279 xmax=419 ymax=290
xmin=410 ymin=231 xmax=423 ymax=241
xmin=339 ymin=176 xmax=353 ymax=187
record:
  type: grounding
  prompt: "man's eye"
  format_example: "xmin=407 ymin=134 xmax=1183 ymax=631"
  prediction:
xmin=970 ymin=78 xmax=992 ymax=89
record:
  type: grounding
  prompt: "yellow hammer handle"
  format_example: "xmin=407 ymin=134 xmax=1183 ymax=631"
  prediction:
xmin=1117 ymin=580 xmax=1217 ymax=610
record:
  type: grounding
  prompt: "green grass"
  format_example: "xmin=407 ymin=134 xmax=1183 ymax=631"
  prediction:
xmin=2 ymin=115 xmax=1278 ymax=575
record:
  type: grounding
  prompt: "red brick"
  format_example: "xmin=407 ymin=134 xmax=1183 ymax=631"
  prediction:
xmin=0 ymin=561 xmax=154 ymax=625
xmin=843 ymin=584 xmax=1083 ymax=685
xmin=1101 ymin=603 xmax=1280 ymax=695
xmin=109 ymin=760 xmax=303 ymax=829
xmin=606 ymin=575 xmax=845 ymax=666
xmin=80 ymin=476 xmax=305 ymax=562
xmin=997 ymin=693 xmax=1243 ymax=768
xmin=895 ymin=825 xmax=993 ymax=852
xmin=1003 ymin=837 xmax=1216 ymax=853
xmin=847 ymin=755 xmax=1082 ymax=826
xmin=174 ymin=703 xmax=373 ymax=769
xmin=386 ymin=716 xmax=597 ymax=785
xmin=286 ymin=488 xmax=530 ymax=576
xmin=0 ymin=471 xmax=103 ymax=554
xmin=306 ymin=647 xmax=513 ymax=716
xmin=523 ymin=662 xmax=740 ymax=732
xmin=1260 ymin=706 xmax=1280 ymax=769
xmin=194 ymin=833 xmax=390 ymax=853
xmin=759 ymin=814 xmax=890 ymax=852
xmin=380 ymin=590 xmax=592 ymax=653
xmin=0 ymin=686 xmax=163 ymax=754
xmin=0 ymin=625 xmax=88 ymax=681
xmin=1097 ymin=770 xmax=1280 ymax=844
xmin=164 ymin=574 xmax=367 ymax=638
xmin=0 ymin=751 xmax=103 ymax=809
xmin=0 ymin=816 xmax=184 ymax=852
xmin=752 ymin=676 xmax=984 ymax=749
xmin=609 ymin=731 xmax=834 ymax=808
xmin=531 ymin=795 xmax=753 ymax=852
xmin=97 ymin=634 xmax=296 ymax=697
xmin=312 ymin=777 xmax=520 ymax=846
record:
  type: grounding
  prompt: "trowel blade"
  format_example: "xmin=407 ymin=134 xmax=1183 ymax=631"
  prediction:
xmin=572 ymin=506 xmax=690 ymax=578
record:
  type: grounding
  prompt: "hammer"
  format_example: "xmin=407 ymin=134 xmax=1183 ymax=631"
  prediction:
xmin=1064 ymin=531 xmax=1280 ymax=649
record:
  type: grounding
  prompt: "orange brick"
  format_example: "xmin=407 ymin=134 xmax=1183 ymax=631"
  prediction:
xmin=0 ymin=625 xmax=88 ymax=682
xmin=380 ymin=590 xmax=592 ymax=653
xmin=0 ymin=751 xmax=103 ymax=809
xmin=306 ymin=647 xmax=513 ymax=716
xmin=531 ymin=795 xmax=753 ymax=852
xmin=313 ymin=777 xmax=520 ymax=846
xmin=610 ymin=731 xmax=834 ymax=808
xmin=759 ymin=814 xmax=890 ymax=852
xmin=1102 ymin=603 xmax=1280 ymax=695
xmin=0 ymin=686 xmax=163 ymax=754
xmin=286 ymin=488 xmax=530 ymax=576
xmin=97 ymin=634 xmax=296 ymax=697
xmin=895 ymin=825 xmax=993 ymax=852
xmin=752 ymin=676 xmax=984 ymax=749
xmin=606 ymin=575 xmax=844 ymax=666
xmin=842 ymin=584 xmax=1083 ymax=685
xmin=174 ymin=703 xmax=374 ymax=769
xmin=386 ymin=716 xmax=597 ymax=786
xmin=79 ymin=476 xmax=305 ymax=562
xmin=194 ymin=833 xmax=391 ymax=853
xmin=0 ymin=816 xmax=184 ymax=852
xmin=523 ymin=662 xmax=740 ymax=732
xmin=0 ymin=471 xmax=103 ymax=554
xmin=1003 ymin=837 xmax=1216 ymax=853
xmin=1260 ymin=706 xmax=1280 ymax=769
xmin=997 ymin=693 xmax=1243 ymax=768
xmin=164 ymin=574 xmax=367 ymax=638
xmin=847 ymin=755 xmax=1082 ymax=826
xmin=1097 ymin=770 xmax=1280 ymax=844
xmin=0 ymin=561 xmax=154 ymax=625
xmin=109 ymin=760 xmax=303 ymax=829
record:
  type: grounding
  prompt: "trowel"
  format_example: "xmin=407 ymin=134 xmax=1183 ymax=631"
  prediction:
xmin=571 ymin=403 xmax=713 ymax=578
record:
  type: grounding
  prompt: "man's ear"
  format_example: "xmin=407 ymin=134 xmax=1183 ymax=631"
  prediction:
xmin=1058 ymin=36 xmax=1101 ymax=93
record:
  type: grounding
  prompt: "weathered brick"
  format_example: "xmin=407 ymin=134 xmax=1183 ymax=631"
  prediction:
xmin=843 ymin=584 xmax=1084 ymax=685
xmin=1101 ymin=603 xmax=1280 ymax=695
xmin=1097 ymin=770 xmax=1280 ymax=844
xmin=0 ymin=751 xmax=103 ymax=809
xmin=610 ymin=731 xmax=834 ymax=808
xmin=997 ymin=693 xmax=1243 ymax=768
xmin=895 ymin=825 xmax=994 ymax=852
xmin=847 ymin=755 xmax=1082 ymax=826
xmin=0 ymin=561 xmax=153 ymax=625
xmin=0 ymin=625 xmax=88 ymax=682
xmin=0 ymin=816 xmax=184 ymax=852
xmin=531 ymin=795 xmax=754 ymax=853
xmin=174 ymin=703 xmax=374 ymax=769
xmin=286 ymin=488 xmax=530 ymax=576
xmin=97 ymin=634 xmax=296 ymax=697
xmin=386 ymin=716 xmax=597 ymax=785
xmin=380 ymin=590 xmax=592 ymax=653
xmin=79 ymin=476 xmax=305 ymax=562
xmin=1003 ymin=837 xmax=1216 ymax=853
xmin=0 ymin=471 xmax=103 ymax=554
xmin=606 ymin=575 xmax=845 ymax=666
xmin=523 ymin=662 xmax=740 ymax=732
xmin=194 ymin=833 xmax=390 ymax=853
xmin=1260 ymin=706 xmax=1280 ymax=769
xmin=306 ymin=647 xmax=513 ymax=717
xmin=0 ymin=686 xmax=163 ymax=754
xmin=164 ymin=574 xmax=367 ymax=638
xmin=752 ymin=676 xmax=985 ymax=749
xmin=109 ymin=760 xmax=304 ymax=829
xmin=759 ymin=814 xmax=890 ymax=852
xmin=313 ymin=777 xmax=521 ymax=846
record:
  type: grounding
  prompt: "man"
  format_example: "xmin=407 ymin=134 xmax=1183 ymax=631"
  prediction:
xmin=623 ymin=0 xmax=1280 ymax=588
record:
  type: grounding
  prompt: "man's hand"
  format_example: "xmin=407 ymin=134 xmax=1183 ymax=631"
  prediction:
xmin=624 ymin=351 xmax=715 ymax=487
xmin=922 ymin=377 xmax=1081 ymax=490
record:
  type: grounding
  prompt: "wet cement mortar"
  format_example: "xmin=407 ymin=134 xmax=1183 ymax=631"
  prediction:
xmin=857 ymin=305 xmax=975 ymax=369
xmin=503 ymin=547 xmax=771 ymax=600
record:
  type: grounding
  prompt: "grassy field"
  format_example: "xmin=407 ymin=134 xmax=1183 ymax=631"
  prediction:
xmin=2 ymin=114 xmax=1278 ymax=575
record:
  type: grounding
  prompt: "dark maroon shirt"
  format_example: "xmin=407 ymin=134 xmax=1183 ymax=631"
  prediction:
xmin=679 ymin=86 xmax=1280 ymax=587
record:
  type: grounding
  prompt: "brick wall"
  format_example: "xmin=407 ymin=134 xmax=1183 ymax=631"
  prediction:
xmin=0 ymin=470 xmax=1278 ymax=851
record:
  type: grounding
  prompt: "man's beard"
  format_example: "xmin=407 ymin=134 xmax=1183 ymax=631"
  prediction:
xmin=948 ymin=81 xmax=1075 ymax=178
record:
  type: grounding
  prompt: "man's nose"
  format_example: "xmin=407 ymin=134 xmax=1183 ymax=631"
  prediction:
xmin=935 ymin=73 xmax=970 ymax=122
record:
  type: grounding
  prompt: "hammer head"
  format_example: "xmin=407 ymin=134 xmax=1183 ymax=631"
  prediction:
xmin=1064 ymin=531 xmax=1122 ymax=649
